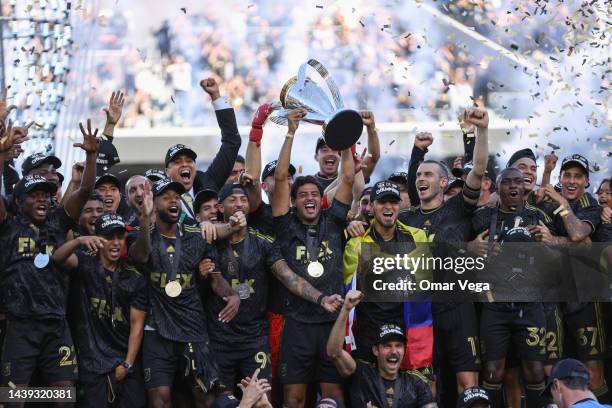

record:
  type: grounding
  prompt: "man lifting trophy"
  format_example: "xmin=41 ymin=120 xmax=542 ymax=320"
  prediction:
xmin=269 ymin=59 xmax=363 ymax=150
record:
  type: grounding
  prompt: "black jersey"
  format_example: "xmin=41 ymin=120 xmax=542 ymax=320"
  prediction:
xmin=138 ymin=223 xmax=215 ymax=342
xmin=206 ymin=228 xmax=283 ymax=349
xmin=552 ymin=193 xmax=601 ymax=239
xmin=249 ymin=203 xmax=274 ymax=237
xmin=71 ymin=252 xmax=147 ymax=374
xmin=350 ymin=360 xmax=434 ymax=408
xmin=273 ymin=199 xmax=349 ymax=323
xmin=311 ymin=173 xmax=337 ymax=191
xmin=0 ymin=208 xmax=75 ymax=319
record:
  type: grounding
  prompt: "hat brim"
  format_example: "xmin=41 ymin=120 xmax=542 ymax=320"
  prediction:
xmin=166 ymin=148 xmax=197 ymax=166
xmin=451 ymin=167 xmax=467 ymax=178
xmin=389 ymin=176 xmax=408 ymax=185
xmin=560 ymin=160 xmax=589 ymax=175
xmin=154 ymin=181 xmax=186 ymax=197
xmin=464 ymin=397 xmax=492 ymax=408
xmin=262 ymin=163 xmax=296 ymax=181
xmin=24 ymin=181 xmax=58 ymax=196
xmin=95 ymin=175 xmax=121 ymax=189
xmin=378 ymin=333 xmax=406 ymax=344
xmin=194 ymin=190 xmax=218 ymax=213
xmin=373 ymin=193 xmax=401 ymax=202
xmin=25 ymin=156 xmax=62 ymax=174
xmin=445 ymin=180 xmax=465 ymax=193
xmin=97 ymin=224 xmax=127 ymax=236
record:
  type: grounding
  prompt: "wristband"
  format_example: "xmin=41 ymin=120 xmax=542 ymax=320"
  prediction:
xmin=286 ymin=133 xmax=294 ymax=140
xmin=559 ymin=209 xmax=570 ymax=218
xmin=553 ymin=205 xmax=566 ymax=215
xmin=120 ymin=361 xmax=133 ymax=373
xmin=317 ymin=294 xmax=325 ymax=306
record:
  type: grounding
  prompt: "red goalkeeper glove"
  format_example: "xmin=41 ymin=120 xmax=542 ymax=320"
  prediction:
xmin=249 ymin=104 xmax=272 ymax=146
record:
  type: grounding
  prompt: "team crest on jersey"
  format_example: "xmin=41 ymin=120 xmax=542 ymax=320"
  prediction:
xmin=144 ymin=368 xmax=151 ymax=382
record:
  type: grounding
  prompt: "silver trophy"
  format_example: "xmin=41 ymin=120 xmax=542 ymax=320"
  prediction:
xmin=269 ymin=59 xmax=363 ymax=151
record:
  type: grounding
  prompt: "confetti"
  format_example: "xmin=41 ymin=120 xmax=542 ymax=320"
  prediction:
xmin=171 ymin=96 xmax=175 ymax=104
xmin=316 ymin=5 xmax=323 ymax=8
xmin=180 ymin=7 xmax=186 ymax=13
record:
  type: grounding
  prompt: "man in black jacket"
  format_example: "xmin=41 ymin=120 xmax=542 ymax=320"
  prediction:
xmin=164 ymin=78 xmax=241 ymax=224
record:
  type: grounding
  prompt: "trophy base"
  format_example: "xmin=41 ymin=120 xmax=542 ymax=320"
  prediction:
xmin=324 ymin=109 xmax=363 ymax=151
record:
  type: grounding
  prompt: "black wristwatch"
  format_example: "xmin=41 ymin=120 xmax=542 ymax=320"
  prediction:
xmin=120 ymin=361 xmax=133 ymax=373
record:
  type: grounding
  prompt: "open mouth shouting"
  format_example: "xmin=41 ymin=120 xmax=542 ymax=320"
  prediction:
xmin=35 ymin=203 xmax=48 ymax=218
xmin=179 ymin=168 xmax=192 ymax=184
xmin=322 ymin=156 xmax=338 ymax=172
xmin=168 ymin=204 xmax=180 ymax=217
xmin=108 ymin=246 xmax=121 ymax=258
xmin=304 ymin=201 xmax=317 ymax=215
xmin=382 ymin=209 xmax=395 ymax=222
xmin=386 ymin=354 xmax=400 ymax=370
xmin=103 ymin=198 xmax=115 ymax=209
xmin=417 ymin=183 xmax=430 ymax=196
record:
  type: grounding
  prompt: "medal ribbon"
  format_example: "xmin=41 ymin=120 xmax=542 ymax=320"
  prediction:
xmin=225 ymin=232 xmax=250 ymax=283
xmin=305 ymin=227 xmax=321 ymax=264
xmin=155 ymin=226 xmax=182 ymax=284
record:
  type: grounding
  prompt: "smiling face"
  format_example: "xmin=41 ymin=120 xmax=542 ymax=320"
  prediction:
xmin=79 ymin=198 xmax=104 ymax=235
xmin=17 ymin=190 xmax=51 ymax=225
xmin=372 ymin=340 xmax=405 ymax=380
xmin=197 ymin=198 xmax=219 ymax=223
xmin=315 ymin=146 xmax=341 ymax=177
xmin=99 ymin=231 xmax=125 ymax=264
xmin=166 ymin=154 xmax=196 ymax=190
xmin=294 ymin=183 xmax=322 ymax=224
xmin=416 ymin=162 xmax=447 ymax=203
xmin=560 ymin=166 xmax=588 ymax=202
xmin=497 ymin=168 xmax=525 ymax=210
xmin=219 ymin=191 xmax=250 ymax=222
xmin=227 ymin=161 xmax=245 ymax=184
xmin=126 ymin=176 xmax=150 ymax=210
xmin=373 ymin=198 xmax=400 ymax=228
xmin=96 ymin=182 xmax=121 ymax=213
xmin=511 ymin=157 xmax=538 ymax=194
xmin=597 ymin=179 xmax=610 ymax=206
xmin=155 ymin=190 xmax=182 ymax=224
xmin=359 ymin=195 xmax=374 ymax=221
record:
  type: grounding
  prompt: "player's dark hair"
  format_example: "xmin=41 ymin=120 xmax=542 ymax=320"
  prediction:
xmin=597 ymin=178 xmax=609 ymax=194
xmin=559 ymin=377 xmax=589 ymax=391
xmin=86 ymin=192 xmax=104 ymax=203
xmin=236 ymin=154 xmax=245 ymax=164
xmin=291 ymin=176 xmax=324 ymax=200
xmin=419 ymin=159 xmax=449 ymax=179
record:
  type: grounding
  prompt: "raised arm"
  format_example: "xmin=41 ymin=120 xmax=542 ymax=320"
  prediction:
xmin=543 ymin=184 xmax=592 ymax=242
xmin=60 ymin=161 xmax=83 ymax=207
xmin=52 ymin=235 xmax=107 ymax=270
xmin=541 ymin=152 xmax=558 ymax=187
xmin=463 ymin=109 xmax=489 ymax=206
xmin=408 ymin=132 xmax=433 ymax=207
xmin=197 ymin=78 xmax=241 ymax=190
xmin=64 ymin=119 xmax=100 ymax=220
xmin=271 ymin=109 xmax=306 ymax=217
xmin=270 ymin=259 xmax=343 ymax=313
xmin=360 ymin=112 xmax=380 ymax=182
xmin=242 ymin=104 xmax=271 ymax=212
xmin=326 ymin=290 xmax=363 ymax=377
xmin=102 ymin=90 xmax=125 ymax=141
xmin=334 ymin=148 xmax=355 ymax=206
xmin=128 ymin=183 xmax=154 ymax=263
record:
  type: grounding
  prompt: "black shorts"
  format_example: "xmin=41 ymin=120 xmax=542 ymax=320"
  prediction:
xmin=564 ymin=302 xmax=607 ymax=361
xmin=278 ymin=318 xmax=341 ymax=384
xmin=434 ymin=303 xmax=481 ymax=372
xmin=1 ymin=318 xmax=77 ymax=385
xmin=78 ymin=365 xmax=145 ymax=408
xmin=543 ymin=303 xmax=564 ymax=365
xmin=480 ymin=304 xmax=546 ymax=362
xmin=211 ymin=336 xmax=271 ymax=391
xmin=143 ymin=330 xmax=219 ymax=391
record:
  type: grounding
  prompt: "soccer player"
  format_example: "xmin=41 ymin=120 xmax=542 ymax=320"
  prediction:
xmin=128 ymin=178 xmax=239 ymax=408
xmin=95 ymin=173 xmax=122 ymax=214
xmin=271 ymin=108 xmax=352 ymax=407
xmin=327 ymin=290 xmax=437 ymax=408
xmin=388 ymin=172 xmax=411 ymax=209
xmin=52 ymin=213 xmax=147 ymax=407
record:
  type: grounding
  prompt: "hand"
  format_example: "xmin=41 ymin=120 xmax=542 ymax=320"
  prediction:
xmin=75 ymin=119 xmax=100 ymax=154
xmin=601 ymin=207 xmax=611 ymax=223
xmin=0 ymin=121 xmax=30 ymax=153
xmin=103 ymin=91 xmax=125 ymax=125
xmin=0 ymin=144 xmax=24 ymax=161
xmin=78 ymin=236 xmax=108 ymax=252
xmin=287 ymin=108 xmax=307 ymax=135
xmin=219 ymin=294 xmax=240 ymax=323
xmin=249 ymin=103 xmax=272 ymax=146
xmin=543 ymin=184 xmax=567 ymax=207
xmin=463 ymin=108 xmax=489 ymax=129
xmin=544 ymin=152 xmax=558 ymax=173
xmin=199 ymin=258 xmax=216 ymax=278
xmin=238 ymin=369 xmax=271 ymax=408
xmin=200 ymin=221 xmax=217 ymax=243
xmin=347 ymin=220 xmax=367 ymax=237
xmin=239 ymin=171 xmax=255 ymax=188
xmin=452 ymin=155 xmax=464 ymax=170
xmin=321 ymin=294 xmax=344 ymax=313
xmin=467 ymin=230 xmax=488 ymax=257
xmin=200 ymin=78 xmax=221 ymax=101
xmin=414 ymin=132 xmax=433 ymax=150
xmin=343 ymin=289 xmax=364 ymax=311
xmin=229 ymin=211 xmax=247 ymax=232
xmin=114 ymin=365 xmax=128 ymax=382
xmin=0 ymin=87 xmax=17 ymax=123
xmin=361 ymin=111 xmax=375 ymax=129
xmin=353 ymin=147 xmax=368 ymax=174
xmin=70 ymin=161 xmax=85 ymax=184
xmin=136 ymin=182 xmax=154 ymax=221
xmin=528 ymin=221 xmax=554 ymax=244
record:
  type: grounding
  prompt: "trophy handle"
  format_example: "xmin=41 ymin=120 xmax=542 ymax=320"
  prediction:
xmin=296 ymin=59 xmax=344 ymax=110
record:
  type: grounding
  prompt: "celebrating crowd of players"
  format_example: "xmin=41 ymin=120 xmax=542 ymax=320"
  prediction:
xmin=0 ymin=78 xmax=610 ymax=408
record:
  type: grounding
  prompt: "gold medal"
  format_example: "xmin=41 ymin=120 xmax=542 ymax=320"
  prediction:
xmin=307 ymin=261 xmax=324 ymax=278
xmin=235 ymin=283 xmax=250 ymax=300
xmin=165 ymin=280 xmax=182 ymax=297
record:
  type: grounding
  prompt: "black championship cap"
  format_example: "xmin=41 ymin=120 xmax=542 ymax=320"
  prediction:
xmin=388 ymin=171 xmax=409 ymax=185
xmin=218 ymin=183 xmax=247 ymax=202
xmin=194 ymin=188 xmax=218 ymax=213
xmin=211 ymin=394 xmax=239 ymax=408
xmin=445 ymin=177 xmax=465 ymax=193
xmin=377 ymin=324 xmax=406 ymax=344
xmin=360 ymin=186 xmax=373 ymax=200
xmin=542 ymin=358 xmax=590 ymax=398
xmin=21 ymin=153 xmax=62 ymax=175
xmin=144 ymin=169 xmax=167 ymax=182
xmin=96 ymin=139 xmax=120 ymax=174
xmin=506 ymin=148 xmax=536 ymax=168
xmin=95 ymin=173 xmax=121 ymax=190
xmin=315 ymin=136 xmax=327 ymax=153
xmin=152 ymin=178 xmax=186 ymax=197
xmin=13 ymin=175 xmax=58 ymax=196
xmin=457 ymin=387 xmax=491 ymax=408
xmin=261 ymin=160 xmax=296 ymax=181
xmin=165 ymin=144 xmax=197 ymax=167
xmin=95 ymin=213 xmax=127 ymax=236
xmin=560 ymin=154 xmax=589 ymax=176
xmin=370 ymin=180 xmax=401 ymax=202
